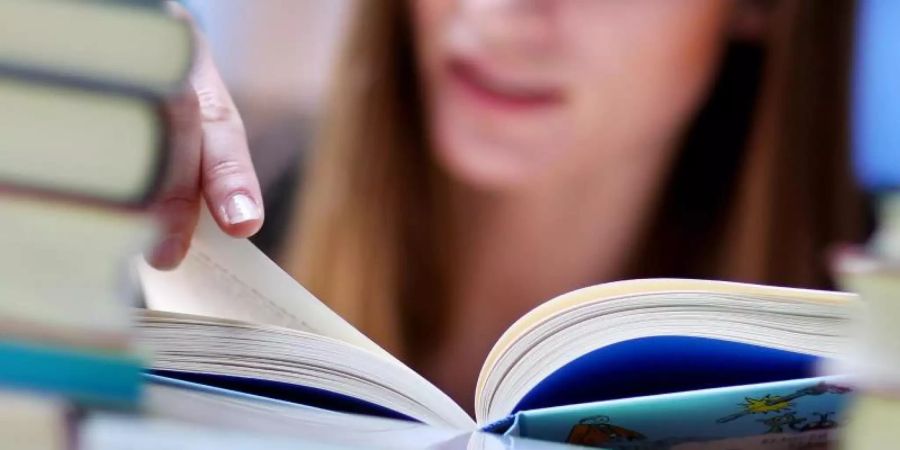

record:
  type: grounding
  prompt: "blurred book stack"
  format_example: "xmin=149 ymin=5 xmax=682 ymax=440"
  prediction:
xmin=0 ymin=0 xmax=192 ymax=448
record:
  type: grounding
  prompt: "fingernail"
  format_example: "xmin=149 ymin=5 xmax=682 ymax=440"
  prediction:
xmin=150 ymin=237 xmax=186 ymax=270
xmin=221 ymin=193 xmax=261 ymax=225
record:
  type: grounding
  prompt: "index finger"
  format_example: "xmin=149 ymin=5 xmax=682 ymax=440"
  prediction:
xmin=172 ymin=2 xmax=265 ymax=237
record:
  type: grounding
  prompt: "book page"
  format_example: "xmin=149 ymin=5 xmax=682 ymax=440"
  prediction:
xmin=477 ymin=279 xmax=857 ymax=403
xmin=136 ymin=209 xmax=394 ymax=361
xmin=141 ymin=376 xmax=466 ymax=449
xmin=474 ymin=279 xmax=857 ymax=424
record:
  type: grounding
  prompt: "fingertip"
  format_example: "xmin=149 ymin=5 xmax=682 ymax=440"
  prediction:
xmin=214 ymin=192 xmax=264 ymax=238
xmin=221 ymin=218 xmax=264 ymax=239
xmin=164 ymin=1 xmax=191 ymax=21
xmin=146 ymin=236 xmax=188 ymax=270
xmin=147 ymin=194 xmax=200 ymax=270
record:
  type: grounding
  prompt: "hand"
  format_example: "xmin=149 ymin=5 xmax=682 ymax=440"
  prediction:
xmin=147 ymin=2 xmax=264 ymax=269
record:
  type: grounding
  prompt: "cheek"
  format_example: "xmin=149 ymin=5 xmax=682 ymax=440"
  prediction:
xmin=412 ymin=0 xmax=461 ymax=120
xmin=411 ymin=0 xmax=450 ymax=84
xmin=429 ymin=96 xmax=572 ymax=190
xmin=411 ymin=0 xmax=452 ymax=40
xmin=565 ymin=1 xmax=730 ymax=158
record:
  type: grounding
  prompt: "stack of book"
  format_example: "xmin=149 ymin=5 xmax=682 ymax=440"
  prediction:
xmin=0 ymin=0 xmax=192 ymax=448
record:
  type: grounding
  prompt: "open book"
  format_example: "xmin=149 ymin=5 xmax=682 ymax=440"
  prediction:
xmin=136 ymin=213 xmax=858 ymax=448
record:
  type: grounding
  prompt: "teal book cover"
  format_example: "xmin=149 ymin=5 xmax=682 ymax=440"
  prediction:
xmin=503 ymin=376 xmax=852 ymax=449
xmin=0 ymin=339 xmax=143 ymax=408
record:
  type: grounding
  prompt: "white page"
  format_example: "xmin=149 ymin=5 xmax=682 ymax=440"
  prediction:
xmin=143 ymin=380 xmax=466 ymax=449
xmin=81 ymin=414 xmax=357 ymax=450
xmin=136 ymin=209 xmax=393 ymax=360
xmin=137 ymin=209 xmax=482 ymax=429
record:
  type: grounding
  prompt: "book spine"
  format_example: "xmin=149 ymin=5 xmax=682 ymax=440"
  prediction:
xmin=0 ymin=339 xmax=143 ymax=409
xmin=0 ymin=0 xmax=194 ymax=96
xmin=0 ymin=59 xmax=180 ymax=101
xmin=0 ymin=0 xmax=195 ymax=206
xmin=0 ymin=71 xmax=170 ymax=208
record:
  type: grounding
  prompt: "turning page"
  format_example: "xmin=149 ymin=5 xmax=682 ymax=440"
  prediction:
xmin=136 ymin=209 xmax=394 ymax=361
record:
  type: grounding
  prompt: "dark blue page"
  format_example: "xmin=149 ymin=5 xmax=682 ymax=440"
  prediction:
xmin=151 ymin=369 xmax=417 ymax=422
xmin=512 ymin=336 xmax=821 ymax=414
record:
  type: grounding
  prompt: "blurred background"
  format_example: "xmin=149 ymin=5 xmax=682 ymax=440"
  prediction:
xmin=176 ymin=0 xmax=900 ymax=274
xmin=179 ymin=0 xmax=892 ymax=297
xmin=184 ymin=0 xmax=352 ymax=256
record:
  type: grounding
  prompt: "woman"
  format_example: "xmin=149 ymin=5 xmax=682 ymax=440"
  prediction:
xmin=151 ymin=1 xmax=869 ymax=411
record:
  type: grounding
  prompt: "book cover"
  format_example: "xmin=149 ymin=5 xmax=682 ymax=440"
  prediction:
xmin=503 ymin=376 xmax=852 ymax=449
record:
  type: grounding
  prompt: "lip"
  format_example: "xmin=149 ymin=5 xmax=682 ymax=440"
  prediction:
xmin=446 ymin=58 xmax=564 ymax=112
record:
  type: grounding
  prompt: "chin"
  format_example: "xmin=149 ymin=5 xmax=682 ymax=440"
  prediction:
xmin=431 ymin=129 xmax=549 ymax=191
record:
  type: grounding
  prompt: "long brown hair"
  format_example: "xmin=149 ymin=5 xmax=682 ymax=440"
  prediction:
xmin=285 ymin=1 xmax=870 ymax=358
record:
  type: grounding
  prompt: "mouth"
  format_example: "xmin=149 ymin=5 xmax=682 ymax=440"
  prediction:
xmin=446 ymin=58 xmax=564 ymax=111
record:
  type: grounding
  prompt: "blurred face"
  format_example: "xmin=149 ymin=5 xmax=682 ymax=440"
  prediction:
xmin=412 ymin=0 xmax=733 ymax=189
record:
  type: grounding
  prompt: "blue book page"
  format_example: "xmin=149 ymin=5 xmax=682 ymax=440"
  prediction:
xmin=506 ymin=377 xmax=852 ymax=449
xmin=511 ymin=336 xmax=822 ymax=414
xmin=145 ymin=374 xmax=335 ymax=411
xmin=150 ymin=369 xmax=416 ymax=422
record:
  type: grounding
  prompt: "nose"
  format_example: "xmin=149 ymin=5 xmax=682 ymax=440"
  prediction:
xmin=453 ymin=0 xmax=558 ymax=57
